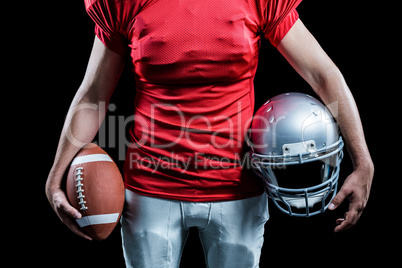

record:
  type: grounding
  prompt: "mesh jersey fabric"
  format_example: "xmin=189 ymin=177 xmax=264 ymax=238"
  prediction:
xmin=84 ymin=0 xmax=302 ymax=201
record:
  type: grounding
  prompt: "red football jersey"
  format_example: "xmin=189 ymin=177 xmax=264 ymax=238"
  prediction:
xmin=85 ymin=0 xmax=302 ymax=201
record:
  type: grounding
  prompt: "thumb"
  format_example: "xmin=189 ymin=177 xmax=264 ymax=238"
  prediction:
xmin=328 ymin=187 xmax=349 ymax=210
xmin=52 ymin=190 xmax=82 ymax=219
xmin=60 ymin=201 xmax=82 ymax=219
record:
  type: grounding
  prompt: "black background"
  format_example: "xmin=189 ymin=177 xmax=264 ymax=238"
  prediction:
xmin=9 ymin=1 xmax=398 ymax=267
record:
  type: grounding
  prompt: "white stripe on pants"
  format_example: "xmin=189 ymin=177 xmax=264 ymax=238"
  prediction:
xmin=121 ymin=189 xmax=269 ymax=268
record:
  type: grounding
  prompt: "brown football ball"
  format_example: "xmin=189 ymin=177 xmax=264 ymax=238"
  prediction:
xmin=66 ymin=143 xmax=124 ymax=240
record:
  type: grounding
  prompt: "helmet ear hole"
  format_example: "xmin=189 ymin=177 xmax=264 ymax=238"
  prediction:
xmin=320 ymin=154 xmax=338 ymax=182
xmin=321 ymin=163 xmax=332 ymax=182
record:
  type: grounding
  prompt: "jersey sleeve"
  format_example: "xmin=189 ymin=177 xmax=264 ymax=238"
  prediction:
xmin=84 ymin=0 xmax=129 ymax=56
xmin=262 ymin=0 xmax=302 ymax=47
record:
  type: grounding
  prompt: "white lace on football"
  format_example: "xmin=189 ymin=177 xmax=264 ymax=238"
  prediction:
xmin=75 ymin=167 xmax=88 ymax=211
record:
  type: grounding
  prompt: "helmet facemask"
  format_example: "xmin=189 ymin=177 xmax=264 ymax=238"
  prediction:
xmin=253 ymin=149 xmax=343 ymax=217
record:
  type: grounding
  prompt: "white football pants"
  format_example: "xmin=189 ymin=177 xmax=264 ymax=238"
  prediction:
xmin=121 ymin=189 xmax=269 ymax=268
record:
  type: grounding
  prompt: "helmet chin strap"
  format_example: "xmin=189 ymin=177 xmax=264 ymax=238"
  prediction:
xmin=265 ymin=167 xmax=279 ymax=186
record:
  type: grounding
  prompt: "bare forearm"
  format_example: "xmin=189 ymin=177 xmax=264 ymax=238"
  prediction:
xmin=46 ymin=89 xmax=107 ymax=194
xmin=312 ymin=69 xmax=373 ymax=170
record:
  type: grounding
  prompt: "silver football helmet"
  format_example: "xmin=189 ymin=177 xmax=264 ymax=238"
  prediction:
xmin=248 ymin=93 xmax=344 ymax=217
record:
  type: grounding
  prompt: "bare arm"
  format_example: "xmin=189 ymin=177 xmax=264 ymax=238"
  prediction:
xmin=277 ymin=19 xmax=374 ymax=232
xmin=45 ymin=37 xmax=125 ymax=239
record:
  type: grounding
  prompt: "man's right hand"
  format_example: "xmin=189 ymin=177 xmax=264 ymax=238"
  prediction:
xmin=46 ymin=185 xmax=92 ymax=240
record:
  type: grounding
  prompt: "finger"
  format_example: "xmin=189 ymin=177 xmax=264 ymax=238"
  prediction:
xmin=334 ymin=209 xmax=361 ymax=233
xmin=58 ymin=199 xmax=82 ymax=219
xmin=52 ymin=190 xmax=82 ymax=219
xmin=60 ymin=213 xmax=93 ymax=241
xmin=335 ymin=218 xmax=344 ymax=225
xmin=328 ymin=186 xmax=351 ymax=210
xmin=335 ymin=211 xmax=348 ymax=225
xmin=54 ymin=194 xmax=92 ymax=240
